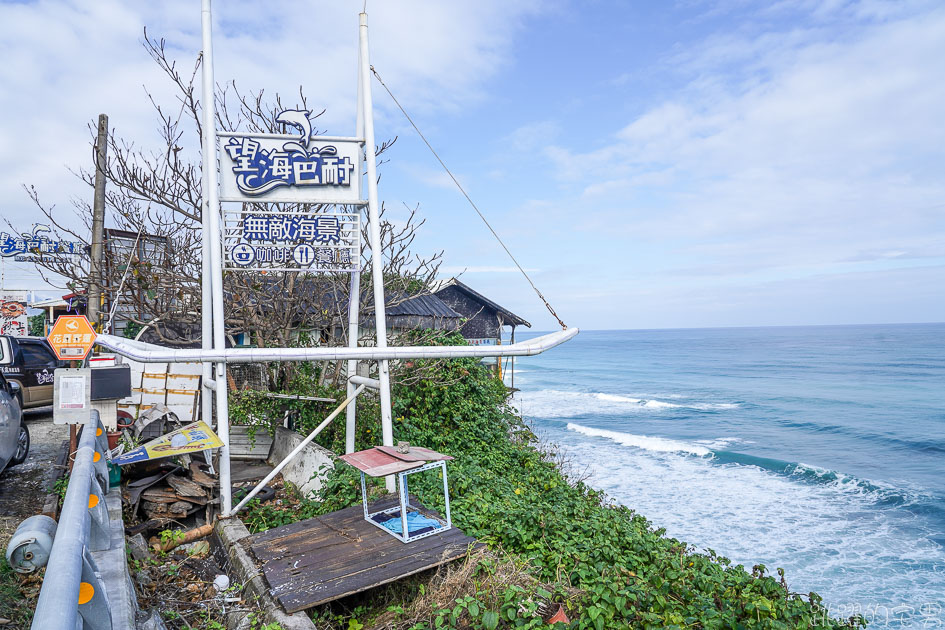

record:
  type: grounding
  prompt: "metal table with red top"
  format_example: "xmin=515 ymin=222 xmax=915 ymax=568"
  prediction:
xmin=338 ymin=444 xmax=453 ymax=543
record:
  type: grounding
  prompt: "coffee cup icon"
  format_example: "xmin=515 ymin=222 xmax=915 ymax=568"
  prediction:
xmin=232 ymin=243 xmax=256 ymax=266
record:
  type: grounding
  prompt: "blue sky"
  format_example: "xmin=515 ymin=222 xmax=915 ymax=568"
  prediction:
xmin=1 ymin=0 xmax=942 ymax=330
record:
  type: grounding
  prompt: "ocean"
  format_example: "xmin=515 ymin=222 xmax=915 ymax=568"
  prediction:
xmin=508 ymin=323 xmax=944 ymax=627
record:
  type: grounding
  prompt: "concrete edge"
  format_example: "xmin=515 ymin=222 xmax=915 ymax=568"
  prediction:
xmin=268 ymin=426 xmax=336 ymax=499
xmin=89 ymin=489 xmax=139 ymax=630
xmin=214 ymin=517 xmax=317 ymax=630
xmin=40 ymin=439 xmax=71 ymax=518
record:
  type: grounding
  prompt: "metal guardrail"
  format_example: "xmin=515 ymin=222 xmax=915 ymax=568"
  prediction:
xmin=31 ymin=410 xmax=115 ymax=630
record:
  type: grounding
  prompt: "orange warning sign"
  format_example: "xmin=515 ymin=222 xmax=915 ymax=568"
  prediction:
xmin=47 ymin=315 xmax=97 ymax=360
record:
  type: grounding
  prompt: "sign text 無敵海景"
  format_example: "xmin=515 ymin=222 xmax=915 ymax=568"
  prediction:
xmin=223 ymin=211 xmax=359 ymax=273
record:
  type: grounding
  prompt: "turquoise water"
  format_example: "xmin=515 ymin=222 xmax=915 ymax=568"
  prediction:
xmin=509 ymin=323 xmax=944 ymax=626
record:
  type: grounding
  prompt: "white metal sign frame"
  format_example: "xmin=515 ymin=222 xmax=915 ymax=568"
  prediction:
xmin=187 ymin=3 xmax=577 ymax=517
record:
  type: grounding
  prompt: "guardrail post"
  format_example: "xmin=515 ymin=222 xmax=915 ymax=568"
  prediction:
xmin=31 ymin=410 xmax=114 ymax=630
xmin=78 ymin=547 xmax=113 ymax=630
xmin=87 ymin=477 xmax=110 ymax=552
xmin=90 ymin=423 xmax=110 ymax=494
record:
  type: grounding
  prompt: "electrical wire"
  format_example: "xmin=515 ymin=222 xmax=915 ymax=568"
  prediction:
xmin=370 ymin=65 xmax=568 ymax=330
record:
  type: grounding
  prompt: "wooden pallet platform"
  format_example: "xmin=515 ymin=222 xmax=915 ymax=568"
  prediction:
xmin=245 ymin=496 xmax=478 ymax=613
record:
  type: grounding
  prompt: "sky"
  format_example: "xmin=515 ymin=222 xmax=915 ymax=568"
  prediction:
xmin=0 ymin=0 xmax=942 ymax=330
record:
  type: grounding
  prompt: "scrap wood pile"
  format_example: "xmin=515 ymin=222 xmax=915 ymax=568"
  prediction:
xmin=123 ymin=461 xmax=218 ymax=529
xmin=113 ymin=404 xmax=223 ymax=529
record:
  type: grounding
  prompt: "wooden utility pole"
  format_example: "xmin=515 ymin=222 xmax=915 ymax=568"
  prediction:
xmin=87 ymin=113 xmax=108 ymax=330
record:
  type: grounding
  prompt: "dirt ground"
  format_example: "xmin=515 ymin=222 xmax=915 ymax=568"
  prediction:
xmin=0 ymin=407 xmax=68 ymax=628
xmin=0 ymin=407 xmax=67 ymax=524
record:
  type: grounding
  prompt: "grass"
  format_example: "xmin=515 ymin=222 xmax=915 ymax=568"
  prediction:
xmin=0 ymin=520 xmax=42 ymax=629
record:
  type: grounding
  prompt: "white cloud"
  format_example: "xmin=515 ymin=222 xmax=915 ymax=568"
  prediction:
xmin=545 ymin=3 xmax=945 ymax=278
xmin=0 ymin=0 xmax=541 ymax=234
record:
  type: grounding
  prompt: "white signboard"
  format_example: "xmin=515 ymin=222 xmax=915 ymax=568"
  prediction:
xmin=466 ymin=338 xmax=498 ymax=346
xmin=53 ymin=368 xmax=92 ymax=424
xmin=0 ymin=291 xmax=28 ymax=337
xmin=218 ymin=126 xmax=362 ymax=204
xmin=223 ymin=210 xmax=360 ymax=273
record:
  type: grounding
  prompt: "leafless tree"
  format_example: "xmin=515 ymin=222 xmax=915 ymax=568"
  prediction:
xmin=24 ymin=31 xmax=447 ymax=389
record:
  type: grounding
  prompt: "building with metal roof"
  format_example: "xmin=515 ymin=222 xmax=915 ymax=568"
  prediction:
xmin=433 ymin=278 xmax=531 ymax=343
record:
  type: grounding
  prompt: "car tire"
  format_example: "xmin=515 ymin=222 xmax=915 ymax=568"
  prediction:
xmin=9 ymin=423 xmax=29 ymax=467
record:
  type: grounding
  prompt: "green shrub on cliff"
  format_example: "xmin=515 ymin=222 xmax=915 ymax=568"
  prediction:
xmin=243 ymin=334 xmax=863 ymax=629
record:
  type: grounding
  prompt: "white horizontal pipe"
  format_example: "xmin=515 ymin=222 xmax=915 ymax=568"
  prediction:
xmin=348 ymin=375 xmax=380 ymax=390
xmin=203 ymin=378 xmax=218 ymax=391
xmin=96 ymin=328 xmax=579 ymax=364
xmin=216 ymin=131 xmax=364 ymax=143
xmin=230 ymin=384 xmax=366 ymax=515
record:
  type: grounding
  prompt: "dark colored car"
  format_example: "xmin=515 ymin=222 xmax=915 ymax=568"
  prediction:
xmin=0 ymin=372 xmax=29 ymax=472
xmin=0 ymin=335 xmax=65 ymax=409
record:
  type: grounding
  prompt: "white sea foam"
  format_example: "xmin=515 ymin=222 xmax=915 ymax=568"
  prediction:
xmin=567 ymin=422 xmax=711 ymax=456
xmin=511 ymin=389 xmax=739 ymax=418
xmin=695 ymin=436 xmax=745 ymax=449
xmin=542 ymin=425 xmax=945 ymax=624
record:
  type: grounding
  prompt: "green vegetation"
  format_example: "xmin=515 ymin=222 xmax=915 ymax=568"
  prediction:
xmin=241 ymin=333 xmax=863 ymax=629
xmin=122 ymin=320 xmax=144 ymax=340
xmin=0 ymin=554 xmax=39 ymax=627
xmin=28 ymin=314 xmax=45 ymax=337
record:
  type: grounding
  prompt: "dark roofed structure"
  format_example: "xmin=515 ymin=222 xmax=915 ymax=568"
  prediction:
xmin=433 ymin=278 xmax=530 ymax=384
xmin=384 ymin=293 xmax=462 ymax=332
xmin=433 ymin=278 xmax=530 ymax=342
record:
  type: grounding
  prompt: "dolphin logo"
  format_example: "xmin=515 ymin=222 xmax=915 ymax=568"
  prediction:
xmin=276 ymin=109 xmax=313 ymax=149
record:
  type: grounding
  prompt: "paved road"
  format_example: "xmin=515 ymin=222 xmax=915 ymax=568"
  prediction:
xmin=0 ymin=407 xmax=68 ymax=523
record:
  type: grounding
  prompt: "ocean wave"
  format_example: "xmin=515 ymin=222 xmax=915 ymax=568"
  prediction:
xmin=512 ymin=389 xmax=739 ymax=418
xmin=563 ymin=423 xmax=930 ymax=507
xmin=550 ymin=431 xmax=945 ymax=620
xmin=567 ymin=422 xmax=711 ymax=455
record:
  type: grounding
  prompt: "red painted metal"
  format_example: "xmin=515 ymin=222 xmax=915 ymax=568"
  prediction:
xmin=338 ymin=446 xmax=452 ymax=477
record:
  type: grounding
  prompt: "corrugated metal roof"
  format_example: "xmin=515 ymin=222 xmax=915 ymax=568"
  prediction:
xmin=433 ymin=278 xmax=531 ymax=328
xmin=386 ymin=293 xmax=462 ymax=319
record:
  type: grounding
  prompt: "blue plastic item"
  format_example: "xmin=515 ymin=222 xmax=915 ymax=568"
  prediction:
xmin=379 ymin=511 xmax=442 ymax=534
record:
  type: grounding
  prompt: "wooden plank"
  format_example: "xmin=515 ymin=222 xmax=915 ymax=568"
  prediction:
xmin=248 ymin=495 xmax=404 ymax=548
xmin=251 ymin=515 xmax=366 ymax=564
xmin=255 ymin=505 xmax=466 ymax=568
xmin=275 ymin=540 xmax=474 ymax=612
xmin=375 ymin=445 xmax=453 ymax=462
xmin=230 ymin=462 xmax=274 ymax=484
xmin=270 ymin=537 xmax=476 ymax=602
xmin=230 ymin=426 xmax=273 ymax=460
xmin=245 ymin=496 xmax=479 ymax=614
xmin=260 ymin=520 xmax=469 ymax=578
xmin=248 ymin=495 xmax=432 ymax=561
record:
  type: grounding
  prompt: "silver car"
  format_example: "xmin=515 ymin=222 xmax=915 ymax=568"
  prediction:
xmin=0 ymin=372 xmax=29 ymax=472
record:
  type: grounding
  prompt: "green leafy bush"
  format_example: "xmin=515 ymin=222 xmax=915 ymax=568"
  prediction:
xmin=243 ymin=334 xmax=863 ymax=629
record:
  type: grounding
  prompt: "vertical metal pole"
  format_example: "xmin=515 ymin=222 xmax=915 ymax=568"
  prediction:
xmin=399 ymin=471 xmax=409 ymax=543
xmin=87 ymin=113 xmax=108 ymax=330
xmin=441 ymin=461 xmax=452 ymax=529
xmin=358 ymin=12 xmax=395 ymax=491
xmin=199 ymin=27 xmax=214 ymax=435
xmin=200 ymin=0 xmax=232 ymax=516
xmin=345 ymin=40 xmax=365 ymax=455
xmin=510 ymin=327 xmax=515 ymax=390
